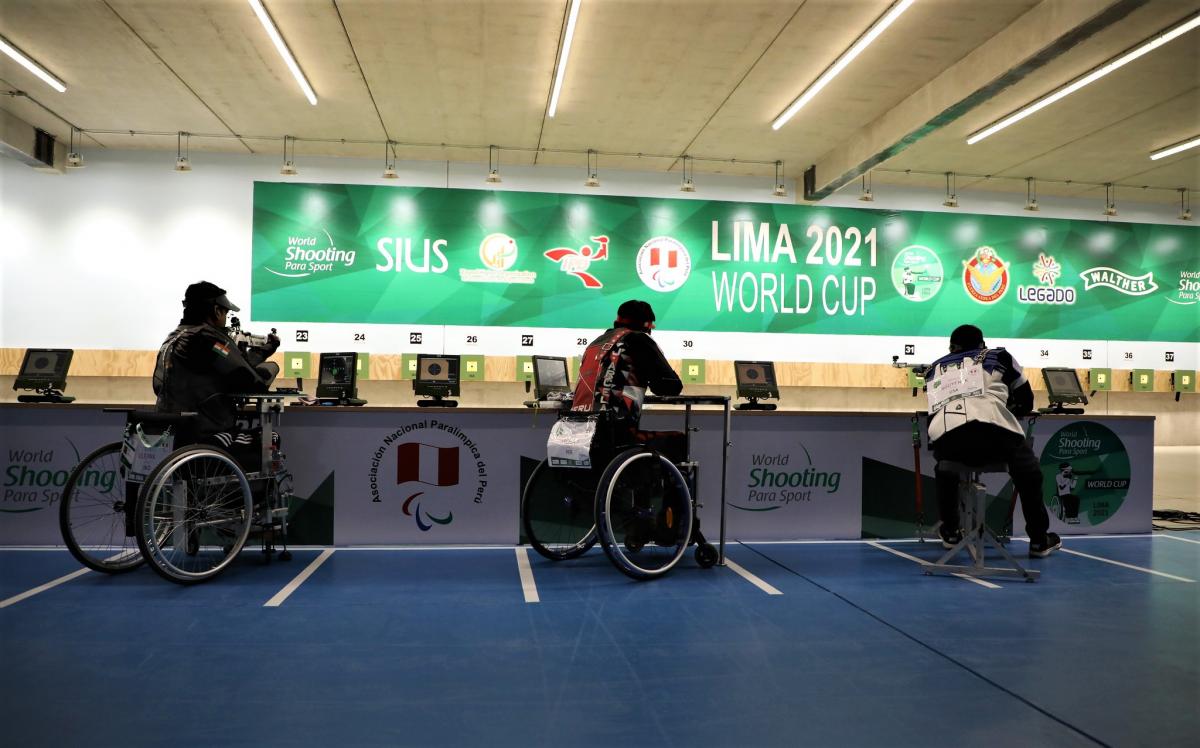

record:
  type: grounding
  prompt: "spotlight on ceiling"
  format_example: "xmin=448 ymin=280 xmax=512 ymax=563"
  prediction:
xmin=65 ymin=127 xmax=84 ymax=169
xmin=382 ymin=141 xmax=398 ymax=179
xmin=584 ymin=149 xmax=599 ymax=187
xmin=942 ymin=172 xmax=958 ymax=208
xmin=174 ymin=132 xmax=191 ymax=172
xmin=773 ymin=161 xmax=787 ymax=197
xmin=858 ymin=172 xmax=874 ymax=202
xmin=486 ymin=145 xmax=502 ymax=184
xmin=280 ymin=135 xmax=297 ymax=176
xmin=680 ymin=155 xmax=696 ymax=193
xmin=1024 ymin=177 xmax=1038 ymax=211
xmin=1103 ymin=183 xmax=1117 ymax=217
xmin=1180 ymin=188 xmax=1192 ymax=221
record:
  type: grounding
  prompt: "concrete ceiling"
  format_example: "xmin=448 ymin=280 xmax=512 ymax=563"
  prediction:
xmin=0 ymin=0 xmax=1197 ymax=204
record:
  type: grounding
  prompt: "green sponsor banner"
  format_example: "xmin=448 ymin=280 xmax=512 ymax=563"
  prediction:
xmin=251 ymin=182 xmax=1199 ymax=342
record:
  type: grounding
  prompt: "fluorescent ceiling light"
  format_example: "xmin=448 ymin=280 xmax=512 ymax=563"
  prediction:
xmin=968 ymin=13 xmax=1200 ymax=145
xmin=547 ymin=0 xmax=582 ymax=117
xmin=247 ymin=0 xmax=317 ymax=105
xmin=772 ymin=0 xmax=915 ymax=130
xmin=1150 ymin=135 xmax=1200 ymax=160
xmin=0 ymin=35 xmax=66 ymax=93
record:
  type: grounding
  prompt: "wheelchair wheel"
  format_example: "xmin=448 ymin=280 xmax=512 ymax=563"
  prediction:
xmin=135 ymin=446 xmax=253 ymax=584
xmin=596 ymin=448 xmax=693 ymax=580
xmin=521 ymin=459 xmax=598 ymax=561
xmin=59 ymin=442 xmax=144 ymax=573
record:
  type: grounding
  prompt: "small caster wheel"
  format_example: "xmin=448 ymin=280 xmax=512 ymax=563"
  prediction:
xmin=279 ymin=550 xmax=292 ymax=561
xmin=695 ymin=543 xmax=718 ymax=569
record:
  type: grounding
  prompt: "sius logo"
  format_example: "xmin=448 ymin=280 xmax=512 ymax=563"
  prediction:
xmin=268 ymin=229 xmax=356 ymax=278
xmin=1079 ymin=267 xmax=1158 ymax=296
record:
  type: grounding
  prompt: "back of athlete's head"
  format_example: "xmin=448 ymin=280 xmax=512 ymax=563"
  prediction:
xmin=949 ymin=324 xmax=985 ymax=352
xmin=614 ymin=299 xmax=656 ymax=331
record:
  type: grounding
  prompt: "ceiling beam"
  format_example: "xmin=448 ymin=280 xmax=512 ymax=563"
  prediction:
xmin=802 ymin=0 xmax=1148 ymax=201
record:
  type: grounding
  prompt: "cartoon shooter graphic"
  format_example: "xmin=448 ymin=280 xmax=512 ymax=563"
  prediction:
xmin=1055 ymin=462 xmax=1081 ymax=524
xmin=545 ymin=236 xmax=609 ymax=288
xmin=902 ymin=267 xmax=916 ymax=297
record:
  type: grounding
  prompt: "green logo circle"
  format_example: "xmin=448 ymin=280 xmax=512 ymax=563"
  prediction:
xmin=1039 ymin=421 xmax=1130 ymax=527
xmin=891 ymin=245 xmax=944 ymax=302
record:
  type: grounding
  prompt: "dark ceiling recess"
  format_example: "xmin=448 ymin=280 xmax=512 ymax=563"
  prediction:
xmin=33 ymin=129 xmax=55 ymax=166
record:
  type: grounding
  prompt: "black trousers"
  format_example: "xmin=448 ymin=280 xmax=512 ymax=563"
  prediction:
xmin=932 ymin=422 xmax=1049 ymax=542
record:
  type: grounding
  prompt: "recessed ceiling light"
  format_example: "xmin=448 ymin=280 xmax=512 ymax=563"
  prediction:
xmin=548 ymin=0 xmax=583 ymax=117
xmin=247 ymin=0 xmax=318 ymax=105
xmin=0 ymin=34 xmax=66 ymax=92
xmin=1150 ymin=135 xmax=1200 ymax=160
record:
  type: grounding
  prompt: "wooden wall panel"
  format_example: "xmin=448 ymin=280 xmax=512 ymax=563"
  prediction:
xmin=0 ymin=348 xmax=1187 ymax=394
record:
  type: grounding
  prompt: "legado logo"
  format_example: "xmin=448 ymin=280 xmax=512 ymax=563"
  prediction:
xmin=267 ymin=228 xmax=356 ymax=278
xmin=732 ymin=442 xmax=842 ymax=512
xmin=1018 ymin=253 xmax=1076 ymax=305
xmin=3 ymin=439 xmax=115 ymax=513
xmin=459 ymin=233 xmax=536 ymax=284
xmin=544 ymin=235 xmax=609 ymax=288
xmin=636 ymin=236 xmax=691 ymax=292
xmin=962 ymin=246 xmax=1009 ymax=304
xmin=1167 ymin=270 xmax=1199 ymax=306
xmin=1078 ymin=266 xmax=1158 ymax=296
xmin=368 ymin=420 xmax=488 ymax=532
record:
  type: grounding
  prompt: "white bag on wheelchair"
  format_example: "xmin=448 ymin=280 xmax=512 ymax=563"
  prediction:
xmin=547 ymin=417 xmax=598 ymax=469
xmin=120 ymin=423 xmax=175 ymax=483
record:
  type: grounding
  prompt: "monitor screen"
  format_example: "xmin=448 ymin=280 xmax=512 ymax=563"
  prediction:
xmin=14 ymin=349 xmax=73 ymax=391
xmin=532 ymin=356 xmax=570 ymax=399
xmin=1042 ymin=368 xmax=1087 ymax=404
xmin=316 ymin=352 xmax=358 ymax=399
xmin=414 ymin=355 xmax=461 ymax=397
xmin=734 ymin=360 xmax=779 ymax=400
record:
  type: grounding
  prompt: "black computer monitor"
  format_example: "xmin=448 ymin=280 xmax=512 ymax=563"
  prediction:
xmin=735 ymin=360 xmax=779 ymax=399
xmin=14 ymin=349 xmax=73 ymax=391
xmin=316 ymin=352 xmax=359 ymax=402
xmin=414 ymin=354 xmax=461 ymax=406
xmin=532 ymin=356 xmax=571 ymax=400
xmin=1042 ymin=367 xmax=1088 ymax=407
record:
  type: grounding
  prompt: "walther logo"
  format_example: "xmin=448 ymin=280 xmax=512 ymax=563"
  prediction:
xmin=734 ymin=443 xmax=841 ymax=511
xmin=1079 ymin=267 xmax=1158 ymax=296
xmin=3 ymin=443 xmax=116 ymax=512
xmin=267 ymin=229 xmax=356 ymax=278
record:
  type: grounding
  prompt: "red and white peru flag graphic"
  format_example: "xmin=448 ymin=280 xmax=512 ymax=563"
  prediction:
xmin=396 ymin=442 xmax=459 ymax=486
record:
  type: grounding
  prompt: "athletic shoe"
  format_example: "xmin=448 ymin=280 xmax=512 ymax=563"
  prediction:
xmin=939 ymin=527 xmax=964 ymax=549
xmin=1029 ymin=532 xmax=1062 ymax=558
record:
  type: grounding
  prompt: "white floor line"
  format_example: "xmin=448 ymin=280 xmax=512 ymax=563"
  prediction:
xmin=1159 ymin=534 xmax=1200 ymax=546
xmin=1047 ymin=546 xmax=1197 ymax=583
xmin=867 ymin=541 xmax=1001 ymax=589
xmin=0 ymin=568 xmax=90 ymax=609
xmin=514 ymin=547 xmax=539 ymax=603
xmin=263 ymin=548 xmax=335 ymax=607
xmin=722 ymin=557 xmax=783 ymax=595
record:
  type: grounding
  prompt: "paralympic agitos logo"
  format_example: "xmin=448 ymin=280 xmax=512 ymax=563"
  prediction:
xmin=368 ymin=420 xmax=489 ymax=532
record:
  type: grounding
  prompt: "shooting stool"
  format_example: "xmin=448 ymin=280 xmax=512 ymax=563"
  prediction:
xmin=921 ymin=461 xmax=1039 ymax=582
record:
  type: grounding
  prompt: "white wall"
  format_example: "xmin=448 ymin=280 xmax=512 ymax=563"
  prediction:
xmin=0 ymin=148 xmax=1193 ymax=350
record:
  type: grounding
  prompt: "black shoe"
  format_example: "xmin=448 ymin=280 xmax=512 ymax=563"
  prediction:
xmin=939 ymin=528 xmax=964 ymax=549
xmin=1029 ymin=532 xmax=1062 ymax=558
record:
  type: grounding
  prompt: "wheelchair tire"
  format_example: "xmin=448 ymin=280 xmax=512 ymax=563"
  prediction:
xmin=59 ymin=441 xmax=144 ymax=574
xmin=135 ymin=446 xmax=253 ymax=584
xmin=595 ymin=448 xmax=694 ymax=581
xmin=695 ymin=543 xmax=719 ymax=569
xmin=521 ymin=459 xmax=598 ymax=561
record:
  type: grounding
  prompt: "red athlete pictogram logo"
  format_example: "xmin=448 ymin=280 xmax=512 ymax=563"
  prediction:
xmin=544 ymin=236 xmax=609 ymax=288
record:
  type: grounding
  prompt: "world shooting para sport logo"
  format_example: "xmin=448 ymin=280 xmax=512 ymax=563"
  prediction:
xmin=544 ymin=235 xmax=609 ymax=288
xmin=266 ymin=228 xmax=356 ymax=278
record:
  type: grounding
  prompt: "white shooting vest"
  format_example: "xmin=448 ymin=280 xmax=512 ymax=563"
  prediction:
xmin=926 ymin=349 xmax=1023 ymax=443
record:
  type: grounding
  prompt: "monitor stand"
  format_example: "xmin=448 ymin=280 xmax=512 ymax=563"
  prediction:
xmin=418 ymin=397 xmax=458 ymax=408
xmin=735 ymin=397 xmax=776 ymax=411
xmin=1038 ymin=404 xmax=1085 ymax=415
xmin=17 ymin=388 xmax=75 ymax=404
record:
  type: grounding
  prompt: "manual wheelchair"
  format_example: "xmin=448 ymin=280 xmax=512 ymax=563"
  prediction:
xmin=58 ymin=394 xmax=296 ymax=584
xmin=521 ymin=395 xmax=731 ymax=580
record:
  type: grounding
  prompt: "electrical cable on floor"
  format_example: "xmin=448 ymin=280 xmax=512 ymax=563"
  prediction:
xmin=1152 ymin=510 xmax=1200 ymax=530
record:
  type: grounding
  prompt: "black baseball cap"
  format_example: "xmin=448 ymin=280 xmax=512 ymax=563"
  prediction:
xmin=184 ymin=281 xmax=240 ymax=312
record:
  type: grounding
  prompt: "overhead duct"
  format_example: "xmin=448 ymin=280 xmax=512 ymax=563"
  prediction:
xmin=0 ymin=108 xmax=63 ymax=172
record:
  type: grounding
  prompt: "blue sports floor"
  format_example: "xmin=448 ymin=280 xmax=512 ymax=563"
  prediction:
xmin=2 ymin=534 xmax=1198 ymax=747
